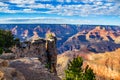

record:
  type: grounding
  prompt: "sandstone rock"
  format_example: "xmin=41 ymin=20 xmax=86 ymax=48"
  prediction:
xmin=85 ymin=49 xmax=120 ymax=80
xmin=0 ymin=67 xmax=25 ymax=80
xmin=0 ymin=59 xmax=25 ymax=80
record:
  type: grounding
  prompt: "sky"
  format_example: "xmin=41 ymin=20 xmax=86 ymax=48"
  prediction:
xmin=0 ymin=0 xmax=120 ymax=25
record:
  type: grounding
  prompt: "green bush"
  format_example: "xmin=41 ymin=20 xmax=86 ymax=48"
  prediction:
xmin=0 ymin=29 xmax=16 ymax=54
xmin=0 ymin=47 xmax=3 ymax=55
xmin=65 ymin=57 xmax=95 ymax=80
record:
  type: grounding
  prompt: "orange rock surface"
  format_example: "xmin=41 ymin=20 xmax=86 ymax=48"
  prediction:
xmin=86 ymin=49 xmax=120 ymax=80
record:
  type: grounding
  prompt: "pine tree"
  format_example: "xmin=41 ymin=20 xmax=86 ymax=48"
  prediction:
xmin=0 ymin=47 xmax=3 ymax=55
xmin=0 ymin=29 xmax=15 ymax=54
xmin=83 ymin=65 xmax=95 ymax=80
xmin=65 ymin=57 xmax=95 ymax=80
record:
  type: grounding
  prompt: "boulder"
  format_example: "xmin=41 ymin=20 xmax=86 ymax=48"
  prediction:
xmin=0 ymin=53 xmax=15 ymax=60
xmin=0 ymin=67 xmax=25 ymax=80
xmin=0 ymin=59 xmax=25 ymax=80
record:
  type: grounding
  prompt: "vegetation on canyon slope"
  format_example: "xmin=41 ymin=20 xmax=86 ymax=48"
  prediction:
xmin=65 ymin=57 xmax=95 ymax=80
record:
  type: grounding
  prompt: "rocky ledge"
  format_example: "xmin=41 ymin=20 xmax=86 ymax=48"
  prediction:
xmin=0 ymin=58 xmax=61 ymax=80
xmin=9 ymin=57 xmax=61 ymax=80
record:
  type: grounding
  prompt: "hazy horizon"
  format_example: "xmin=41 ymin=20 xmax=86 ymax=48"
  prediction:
xmin=0 ymin=23 xmax=119 ymax=26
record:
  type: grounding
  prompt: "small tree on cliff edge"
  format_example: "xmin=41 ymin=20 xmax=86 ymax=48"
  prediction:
xmin=0 ymin=29 xmax=15 ymax=54
xmin=65 ymin=57 xmax=95 ymax=80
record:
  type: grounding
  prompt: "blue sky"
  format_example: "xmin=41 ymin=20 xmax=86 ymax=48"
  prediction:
xmin=0 ymin=0 xmax=120 ymax=25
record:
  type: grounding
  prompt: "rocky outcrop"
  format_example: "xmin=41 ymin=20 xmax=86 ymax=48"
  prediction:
xmin=0 ymin=67 xmax=25 ymax=80
xmin=11 ymin=39 xmax=47 ymax=64
xmin=10 ymin=57 xmax=61 ymax=80
xmin=11 ymin=36 xmax=58 ymax=78
xmin=0 ymin=48 xmax=59 ymax=80
xmin=0 ymin=59 xmax=25 ymax=80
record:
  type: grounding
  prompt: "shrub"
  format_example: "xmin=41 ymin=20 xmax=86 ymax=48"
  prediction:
xmin=0 ymin=47 xmax=3 ymax=55
xmin=0 ymin=29 xmax=15 ymax=54
xmin=65 ymin=57 xmax=95 ymax=80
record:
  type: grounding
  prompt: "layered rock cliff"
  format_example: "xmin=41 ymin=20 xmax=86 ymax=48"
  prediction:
xmin=59 ymin=26 xmax=120 ymax=53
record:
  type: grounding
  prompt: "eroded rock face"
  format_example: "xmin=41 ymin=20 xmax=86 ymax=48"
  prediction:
xmin=11 ymin=39 xmax=47 ymax=64
xmin=85 ymin=49 xmax=120 ymax=80
xmin=59 ymin=26 xmax=120 ymax=53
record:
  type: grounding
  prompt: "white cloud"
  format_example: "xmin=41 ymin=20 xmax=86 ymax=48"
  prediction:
xmin=94 ymin=1 xmax=103 ymax=5
xmin=23 ymin=9 xmax=35 ymax=13
xmin=17 ymin=3 xmax=54 ymax=9
xmin=0 ymin=17 xmax=93 ymax=24
xmin=0 ymin=2 xmax=8 ymax=7
xmin=105 ymin=3 xmax=113 ymax=6
xmin=0 ymin=6 xmax=16 ymax=13
xmin=28 ymin=4 xmax=46 ymax=8
xmin=0 ymin=0 xmax=120 ymax=16
xmin=66 ymin=0 xmax=72 ymax=3
xmin=10 ymin=0 xmax=35 ymax=4
xmin=44 ymin=2 xmax=120 ymax=16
